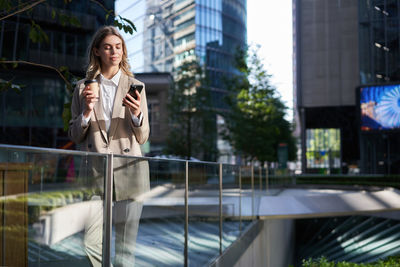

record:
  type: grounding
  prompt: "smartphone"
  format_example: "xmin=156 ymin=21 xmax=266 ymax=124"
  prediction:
xmin=128 ymin=84 xmax=143 ymax=100
xmin=123 ymin=84 xmax=143 ymax=106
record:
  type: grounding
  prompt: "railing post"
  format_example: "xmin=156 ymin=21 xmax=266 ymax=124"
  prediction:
xmin=265 ymin=164 xmax=269 ymax=192
xmin=102 ymin=153 xmax=113 ymax=267
xmin=184 ymin=161 xmax=189 ymax=267
xmin=219 ymin=163 xmax=223 ymax=255
xmin=239 ymin=166 xmax=242 ymax=233
xmin=251 ymin=165 xmax=254 ymax=218
xmin=259 ymin=167 xmax=262 ymax=191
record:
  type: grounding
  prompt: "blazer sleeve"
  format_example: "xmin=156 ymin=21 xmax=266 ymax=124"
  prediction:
xmin=68 ymin=82 xmax=90 ymax=144
xmin=131 ymin=84 xmax=150 ymax=145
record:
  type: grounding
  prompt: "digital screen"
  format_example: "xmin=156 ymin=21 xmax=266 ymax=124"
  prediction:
xmin=360 ymin=84 xmax=400 ymax=131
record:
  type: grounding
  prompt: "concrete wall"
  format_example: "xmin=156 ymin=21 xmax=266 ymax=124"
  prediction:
xmin=233 ymin=219 xmax=295 ymax=267
xmin=298 ymin=0 xmax=359 ymax=107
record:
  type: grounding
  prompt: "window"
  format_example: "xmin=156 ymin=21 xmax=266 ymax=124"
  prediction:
xmin=175 ymin=18 xmax=195 ymax=32
xmin=148 ymin=100 xmax=160 ymax=136
xmin=175 ymin=33 xmax=195 ymax=47
xmin=306 ymin=128 xmax=341 ymax=169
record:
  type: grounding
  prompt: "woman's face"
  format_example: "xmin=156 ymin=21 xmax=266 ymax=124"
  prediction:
xmin=94 ymin=34 xmax=123 ymax=69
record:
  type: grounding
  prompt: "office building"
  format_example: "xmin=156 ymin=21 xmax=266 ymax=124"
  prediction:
xmin=294 ymin=0 xmax=400 ymax=174
xmin=0 ymin=0 xmax=114 ymax=148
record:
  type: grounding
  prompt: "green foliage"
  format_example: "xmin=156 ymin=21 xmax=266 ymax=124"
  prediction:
xmin=0 ymin=0 xmax=12 ymax=11
xmin=59 ymin=65 xmax=81 ymax=130
xmin=165 ymin=60 xmax=218 ymax=161
xmin=222 ymin=46 xmax=297 ymax=164
xmin=62 ymin=102 xmax=72 ymax=131
xmin=302 ymin=256 xmax=400 ymax=267
xmin=0 ymin=77 xmax=24 ymax=93
xmin=29 ymin=20 xmax=49 ymax=43
xmin=58 ymin=65 xmax=78 ymax=93
xmin=113 ymin=15 xmax=136 ymax=34
xmin=57 ymin=11 xmax=81 ymax=27
xmin=307 ymin=129 xmax=340 ymax=151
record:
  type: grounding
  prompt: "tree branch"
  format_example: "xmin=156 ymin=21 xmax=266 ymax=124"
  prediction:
xmin=0 ymin=60 xmax=71 ymax=90
xmin=0 ymin=0 xmax=46 ymax=21
xmin=89 ymin=0 xmax=114 ymax=15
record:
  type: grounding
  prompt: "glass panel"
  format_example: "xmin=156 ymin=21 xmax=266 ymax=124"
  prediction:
xmin=66 ymin=34 xmax=76 ymax=56
xmin=16 ymin=26 xmax=29 ymax=60
xmin=188 ymin=161 xmax=219 ymax=266
xmin=112 ymin=156 xmax=186 ymax=266
xmin=306 ymin=128 xmax=341 ymax=171
xmin=2 ymin=21 xmax=15 ymax=58
xmin=0 ymin=146 xmax=106 ymax=266
xmin=240 ymin=165 xmax=254 ymax=219
xmin=221 ymin=164 xmax=245 ymax=252
xmin=253 ymin=166 xmax=262 ymax=216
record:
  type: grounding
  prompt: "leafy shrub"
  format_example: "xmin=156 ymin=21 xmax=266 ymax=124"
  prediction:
xmin=302 ymin=256 xmax=400 ymax=267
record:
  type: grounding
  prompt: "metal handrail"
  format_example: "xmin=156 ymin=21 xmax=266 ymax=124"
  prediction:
xmin=0 ymin=143 xmax=224 ymax=165
xmin=0 ymin=144 xmax=106 ymax=157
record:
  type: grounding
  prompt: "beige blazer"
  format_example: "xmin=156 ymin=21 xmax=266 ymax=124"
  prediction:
xmin=68 ymin=73 xmax=150 ymax=201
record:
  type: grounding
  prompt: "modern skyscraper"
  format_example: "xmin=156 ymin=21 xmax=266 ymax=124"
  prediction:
xmin=116 ymin=0 xmax=246 ymax=73
xmin=294 ymin=0 xmax=400 ymax=174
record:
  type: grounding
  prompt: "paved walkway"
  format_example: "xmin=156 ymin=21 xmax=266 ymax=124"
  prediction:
xmin=140 ymin=185 xmax=400 ymax=219
xmin=258 ymin=187 xmax=400 ymax=219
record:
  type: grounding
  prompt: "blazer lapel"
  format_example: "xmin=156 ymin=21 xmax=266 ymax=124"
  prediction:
xmin=108 ymin=73 xmax=130 ymax=142
xmin=93 ymin=76 xmax=108 ymax=144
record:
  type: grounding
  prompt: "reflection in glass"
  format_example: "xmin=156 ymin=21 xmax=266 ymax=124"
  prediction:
xmin=0 ymin=147 xmax=106 ymax=266
xmin=187 ymin=162 xmax=220 ymax=265
xmin=0 ymin=146 xmax=258 ymax=266
xmin=116 ymin=157 xmax=186 ymax=266
xmin=222 ymin=164 xmax=244 ymax=251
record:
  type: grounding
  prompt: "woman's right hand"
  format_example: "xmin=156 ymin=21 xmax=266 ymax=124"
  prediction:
xmin=83 ymin=85 xmax=97 ymax=118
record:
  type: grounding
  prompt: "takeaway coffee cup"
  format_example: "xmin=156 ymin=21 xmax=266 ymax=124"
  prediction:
xmin=84 ymin=79 xmax=99 ymax=99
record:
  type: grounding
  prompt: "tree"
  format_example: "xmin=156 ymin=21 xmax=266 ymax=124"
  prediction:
xmin=222 ymin=46 xmax=297 ymax=165
xmin=164 ymin=60 xmax=218 ymax=161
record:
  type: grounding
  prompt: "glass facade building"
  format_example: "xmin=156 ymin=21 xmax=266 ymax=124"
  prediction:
xmin=359 ymin=0 xmax=400 ymax=85
xmin=358 ymin=0 xmax=400 ymax=174
xmin=0 ymin=0 xmax=113 ymax=148
xmin=116 ymin=0 xmax=247 ymax=108
xmin=295 ymin=0 xmax=400 ymax=174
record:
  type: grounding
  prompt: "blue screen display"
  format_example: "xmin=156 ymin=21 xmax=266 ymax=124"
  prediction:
xmin=360 ymin=84 xmax=400 ymax=131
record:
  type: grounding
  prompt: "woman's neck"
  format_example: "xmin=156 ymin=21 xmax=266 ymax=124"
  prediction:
xmin=101 ymin=66 xmax=120 ymax=80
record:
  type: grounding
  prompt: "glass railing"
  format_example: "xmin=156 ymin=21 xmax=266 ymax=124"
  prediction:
xmin=3 ymin=145 xmax=400 ymax=266
xmin=0 ymin=145 xmax=266 ymax=267
xmin=221 ymin=164 xmax=243 ymax=252
xmin=187 ymin=161 xmax=219 ymax=266
xmin=0 ymin=144 xmax=108 ymax=267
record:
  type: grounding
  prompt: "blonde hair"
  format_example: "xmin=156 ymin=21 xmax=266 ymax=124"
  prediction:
xmin=86 ymin=26 xmax=133 ymax=79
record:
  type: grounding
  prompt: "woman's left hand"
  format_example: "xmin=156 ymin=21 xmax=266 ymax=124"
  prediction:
xmin=123 ymin=89 xmax=141 ymax=117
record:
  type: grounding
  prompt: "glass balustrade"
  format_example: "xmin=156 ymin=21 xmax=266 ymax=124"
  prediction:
xmin=187 ymin=161 xmax=220 ymax=266
xmin=2 ymin=144 xmax=400 ymax=266
xmin=221 ymin=164 xmax=243 ymax=252
xmin=112 ymin=155 xmax=187 ymax=267
xmin=0 ymin=145 xmax=107 ymax=267
xmin=0 ymin=145 xmax=261 ymax=266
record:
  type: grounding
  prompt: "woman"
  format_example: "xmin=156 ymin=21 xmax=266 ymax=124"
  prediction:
xmin=69 ymin=26 xmax=149 ymax=267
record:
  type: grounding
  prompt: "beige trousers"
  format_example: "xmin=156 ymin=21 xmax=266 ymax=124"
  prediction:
xmin=84 ymin=198 xmax=143 ymax=267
